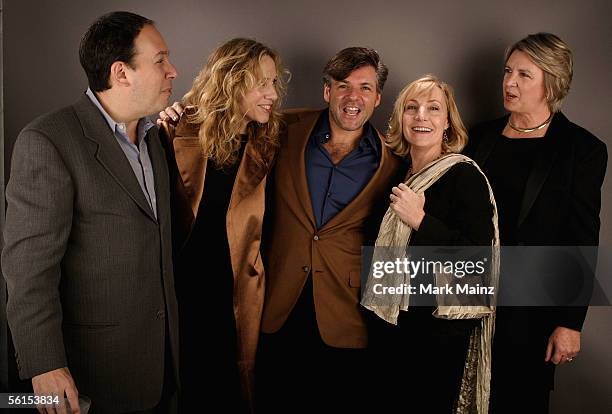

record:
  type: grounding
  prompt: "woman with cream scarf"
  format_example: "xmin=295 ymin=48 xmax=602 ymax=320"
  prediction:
xmin=361 ymin=75 xmax=499 ymax=413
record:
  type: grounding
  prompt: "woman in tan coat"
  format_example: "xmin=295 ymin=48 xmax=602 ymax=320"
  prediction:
xmin=159 ymin=38 xmax=286 ymax=413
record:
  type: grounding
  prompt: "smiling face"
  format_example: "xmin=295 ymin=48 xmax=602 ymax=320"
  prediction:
xmin=125 ymin=24 xmax=178 ymax=117
xmin=503 ymin=50 xmax=548 ymax=115
xmin=239 ymin=55 xmax=279 ymax=132
xmin=402 ymin=85 xmax=449 ymax=153
xmin=323 ymin=65 xmax=381 ymax=133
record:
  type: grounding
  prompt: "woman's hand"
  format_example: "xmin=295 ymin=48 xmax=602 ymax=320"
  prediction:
xmin=545 ymin=326 xmax=581 ymax=365
xmin=389 ymin=183 xmax=426 ymax=230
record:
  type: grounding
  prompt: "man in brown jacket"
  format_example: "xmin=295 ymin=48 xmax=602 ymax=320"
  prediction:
xmin=257 ymin=47 xmax=404 ymax=412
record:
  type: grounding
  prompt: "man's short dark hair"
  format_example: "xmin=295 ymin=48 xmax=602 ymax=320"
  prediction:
xmin=79 ymin=11 xmax=153 ymax=92
xmin=322 ymin=47 xmax=388 ymax=92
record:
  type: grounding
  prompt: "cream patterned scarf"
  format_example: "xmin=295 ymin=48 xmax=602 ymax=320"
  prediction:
xmin=361 ymin=153 xmax=499 ymax=414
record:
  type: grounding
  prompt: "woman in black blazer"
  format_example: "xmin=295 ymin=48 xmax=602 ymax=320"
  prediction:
xmin=466 ymin=33 xmax=607 ymax=413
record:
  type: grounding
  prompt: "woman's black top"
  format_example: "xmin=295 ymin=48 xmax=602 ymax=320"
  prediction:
xmin=484 ymin=135 xmax=547 ymax=245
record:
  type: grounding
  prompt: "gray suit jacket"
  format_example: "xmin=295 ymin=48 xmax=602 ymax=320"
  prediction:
xmin=2 ymin=95 xmax=179 ymax=413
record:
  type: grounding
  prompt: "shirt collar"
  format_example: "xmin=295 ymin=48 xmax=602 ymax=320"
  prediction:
xmin=311 ymin=109 xmax=379 ymax=155
xmin=85 ymin=88 xmax=156 ymax=144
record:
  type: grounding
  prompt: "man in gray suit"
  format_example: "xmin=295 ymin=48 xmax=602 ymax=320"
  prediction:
xmin=2 ymin=11 xmax=179 ymax=413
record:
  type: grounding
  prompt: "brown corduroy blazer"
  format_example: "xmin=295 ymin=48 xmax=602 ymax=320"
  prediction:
xmin=261 ymin=109 xmax=405 ymax=348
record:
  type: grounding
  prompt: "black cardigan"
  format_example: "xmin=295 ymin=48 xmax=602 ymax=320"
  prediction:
xmin=411 ymin=162 xmax=494 ymax=247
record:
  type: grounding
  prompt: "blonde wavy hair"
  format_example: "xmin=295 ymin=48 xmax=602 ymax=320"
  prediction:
xmin=386 ymin=75 xmax=468 ymax=157
xmin=182 ymin=38 xmax=287 ymax=168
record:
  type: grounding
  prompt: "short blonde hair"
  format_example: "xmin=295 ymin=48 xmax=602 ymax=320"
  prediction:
xmin=183 ymin=38 xmax=288 ymax=168
xmin=386 ymin=75 xmax=468 ymax=157
xmin=505 ymin=33 xmax=573 ymax=113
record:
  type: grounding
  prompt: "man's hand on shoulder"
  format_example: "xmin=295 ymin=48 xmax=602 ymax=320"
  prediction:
xmin=156 ymin=101 xmax=185 ymax=126
xmin=32 ymin=367 xmax=80 ymax=414
xmin=157 ymin=101 xmax=187 ymax=141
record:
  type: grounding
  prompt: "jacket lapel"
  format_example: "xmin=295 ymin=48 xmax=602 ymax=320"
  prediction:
xmin=73 ymin=95 xmax=157 ymax=221
xmin=172 ymin=136 xmax=206 ymax=219
xmin=147 ymin=128 xmax=170 ymax=220
xmin=167 ymin=122 xmax=205 ymax=249
xmin=517 ymin=113 xmax=563 ymax=226
xmin=286 ymin=111 xmax=320 ymax=229
xmin=229 ymin=139 xmax=270 ymax=210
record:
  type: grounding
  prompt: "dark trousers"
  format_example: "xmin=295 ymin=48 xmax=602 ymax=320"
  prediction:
xmin=256 ymin=277 xmax=372 ymax=413
xmin=489 ymin=308 xmax=554 ymax=414
xmin=489 ymin=383 xmax=550 ymax=414
xmin=174 ymin=261 xmax=247 ymax=413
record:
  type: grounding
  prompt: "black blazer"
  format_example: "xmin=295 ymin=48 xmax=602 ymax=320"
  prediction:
xmin=466 ymin=112 xmax=607 ymax=331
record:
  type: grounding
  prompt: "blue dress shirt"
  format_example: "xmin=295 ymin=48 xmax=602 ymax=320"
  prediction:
xmin=305 ymin=111 xmax=381 ymax=228
xmin=85 ymin=88 xmax=158 ymax=218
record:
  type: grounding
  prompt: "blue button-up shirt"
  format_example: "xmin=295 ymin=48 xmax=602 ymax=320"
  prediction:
xmin=305 ymin=111 xmax=380 ymax=228
xmin=85 ymin=88 xmax=158 ymax=218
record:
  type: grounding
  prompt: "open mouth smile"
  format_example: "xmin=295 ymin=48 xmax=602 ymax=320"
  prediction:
xmin=343 ymin=105 xmax=362 ymax=116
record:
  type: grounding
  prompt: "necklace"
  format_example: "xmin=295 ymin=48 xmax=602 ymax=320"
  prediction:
xmin=508 ymin=113 xmax=553 ymax=133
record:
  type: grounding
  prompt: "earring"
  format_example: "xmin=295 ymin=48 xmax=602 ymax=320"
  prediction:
xmin=443 ymin=129 xmax=449 ymax=142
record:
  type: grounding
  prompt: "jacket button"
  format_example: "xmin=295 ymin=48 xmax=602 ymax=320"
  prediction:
xmin=313 ymin=235 xmax=319 ymax=241
xmin=156 ymin=310 xmax=165 ymax=319
xmin=302 ymin=266 xmax=310 ymax=273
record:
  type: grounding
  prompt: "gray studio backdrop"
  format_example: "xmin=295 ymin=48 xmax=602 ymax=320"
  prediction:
xmin=2 ymin=0 xmax=611 ymax=411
